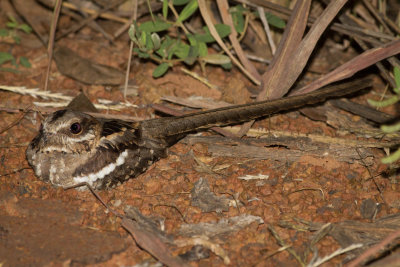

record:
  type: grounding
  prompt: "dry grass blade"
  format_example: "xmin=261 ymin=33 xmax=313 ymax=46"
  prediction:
xmin=274 ymin=0 xmax=348 ymax=99
xmin=257 ymin=6 xmax=276 ymax=54
xmin=55 ymin=0 xmax=126 ymax=41
xmin=257 ymin=0 xmax=311 ymax=101
xmin=347 ymin=228 xmax=400 ymax=267
xmin=198 ymin=0 xmax=260 ymax=85
xmin=123 ymin=0 xmax=138 ymax=99
xmin=238 ymin=0 xmax=311 ymax=136
xmin=43 ymin=0 xmax=62 ymax=91
xmin=216 ymin=0 xmax=261 ymax=81
xmin=308 ymin=243 xmax=363 ymax=267
xmin=254 ymin=0 xmax=348 ymax=100
xmin=292 ymin=39 xmax=400 ymax=96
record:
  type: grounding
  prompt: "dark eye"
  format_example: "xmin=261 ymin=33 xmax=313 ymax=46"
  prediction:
xmin=70 ymin=122 xmax=82 ymax=134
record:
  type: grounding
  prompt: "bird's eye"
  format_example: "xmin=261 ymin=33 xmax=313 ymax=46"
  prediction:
xmin=70 ymin=122 xmax=82 ymax=134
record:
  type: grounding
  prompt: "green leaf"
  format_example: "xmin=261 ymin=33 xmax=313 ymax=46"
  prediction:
xmin=0 ymin=28 xmax=9 ymax=36
xmin=18 ymin=24 xmax=32 ymax=34
xmin=198 ymin=42 xmax=208 ymax=57
xmin=6 ymin=21 xmax=18 ymax=29
xmin=138 ymin=20 xmax=171 ymax=32
xmin=202 ymin=54 xmax=231 ymax=65
xmin=367 ymin=96 xmax=399 ymax=108
xmin=381 ymin=148 xmax=400 ymax=164
xmin=128 ymin=24 xmax=136 ymax=42
xmin=186 ymin=33 xmax=196 ymax=46
xmin=19 ymin=56 xmax=31 ymax=68
xmin=173 ymin=0 xmax=190 ymax=6
xmin=172 ymin=41 xmax=190 ymax=59
xmin=0 ymin=67 xmax=20 ymax=73
xmin=151 ymin=33 xmax=161 ymax=50
xmin=265 ymin=12 xmax=285 ymax=29
xmin=139 ymin=31 xmax=147 ymax=47
xmin=0 ymin=52 xmax=14 ymax=65
xmin=11 ymin=57 xmax=17 ymax=67
xmin=153 ymin=62 xmax=169 ymax=77
xmin=8 ymin=16 xmax=16 ymax=23
xmin=185 ymin=45 xmax=198 ymax=65
xmin=156 ymin=36 xmax=174 ymax=58
xmin=253 ymin=11 xmax=285 ymax=29
xmin=13 ymin=35 xmax=21 ymax=44
xmin=394 ymin=66 xmax=400 ymax=93
xmin=221 ymin=62 xmax=232 ymax=70
xmin=133 ymin=47 xmax=150 ymax=58
xmin=230 ymin=5 xmax=246 ymax=33
xmin=162 ymin=0 xmax=168 ymax=18
xmin=145 ymin=32 xmax=154 ymax=50
xmin=195 ymin=24 xmax=231 ymax=43
xmin=177 ymin=0 xmax=198 ymax=23
xmin=381 ymin=122 xmax=400 ymax=133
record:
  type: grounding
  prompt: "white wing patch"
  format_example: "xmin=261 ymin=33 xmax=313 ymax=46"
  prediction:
xmin=73 ymin=150 xmax=128 ymax=185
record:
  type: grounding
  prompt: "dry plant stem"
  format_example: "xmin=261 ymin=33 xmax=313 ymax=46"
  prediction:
xmin=309 ymin=243 xmax=363 ymax=267
xmin=0 ymin=110 xmax=26 ymax=135
xmin=239 ymin=0 xmax=395 ymax=43
xmin=357 ymin=39 xmax=396 ymax=88
xmin=0 ymin=167 xmax=31 ymax=177
xmin=180 ymin=68 xmax=219 ymax=90
xmin=0 ymin=85 xmax=138 ymax=110
xmin=0 ymin=106 xmax=22 ymax=113
xmin=113 ymin=13 xmax=135 ymax=40
xmin=124 ymin=41 xmax=134 ymax=99
xmin=153 ymin=204 xmax=187 ymax=224
xmin=338 ymin=12 xmax=397 ymax=88
xmin=196 ymin=128 xmax=398 ymax=149
xmin=237 ymin=0 xmax=311 ymax=137
xmin=259 ymin=0 xmax=310 ymax=100
xmin=65 ymin=182 xmax=189 ymax=266
xmin=347 ymin=228 xmax=400 ymax=267
xmin=61 ymin=1 xmax=128 ymax=23
xmin=257 ymin=6 xmax=276 ymax=54
xmin=292 ymin=39 xmax=400 ymax=96
xmin=64 ymin=182 xmax=123 ymax=218
xmin=121 ymin=218 xmax=191 ymax=267
xmin=288 ymin=188 xmax=325 ymax=201
xmin=0 ymin=107 xmax=143 ymax=122
xmin=361 ymin=0 xmax=392 ymax=34
xmin=198 ymin=0 xmax=260 ymax=85
xmin=268 ymin=224 xmax=305 ymax=266
xmin=43 ymin=0 xmax=62 ymax=91
xmin=124 ymin=0 xmax=138 ymax=99
xmin=253 ymin=245 xmax=291 ymax=266
xmin=382 ymin=14 xmax=400 ymax=35
xmin=355 ymin=148 xmax=384 ymax=199
xmin=267 ymin=0 xmax=348 ymax=99
xmin=55 ymin=0 xmax=126 ymax=41
xmin=167 ymin=1 xmax=189 ymax=34
xmin=216 ymin=0 xmax=261 ymax=81
xmin=75 ymin=10 xmax=113 ymax=42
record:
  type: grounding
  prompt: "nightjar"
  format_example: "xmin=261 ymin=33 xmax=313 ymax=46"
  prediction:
xmin=26 ymin=80 xmax=370 ymax=189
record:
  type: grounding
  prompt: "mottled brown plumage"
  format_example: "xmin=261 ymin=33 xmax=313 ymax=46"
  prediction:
xmin=26 ymin=80 xmax=370 ymax=189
